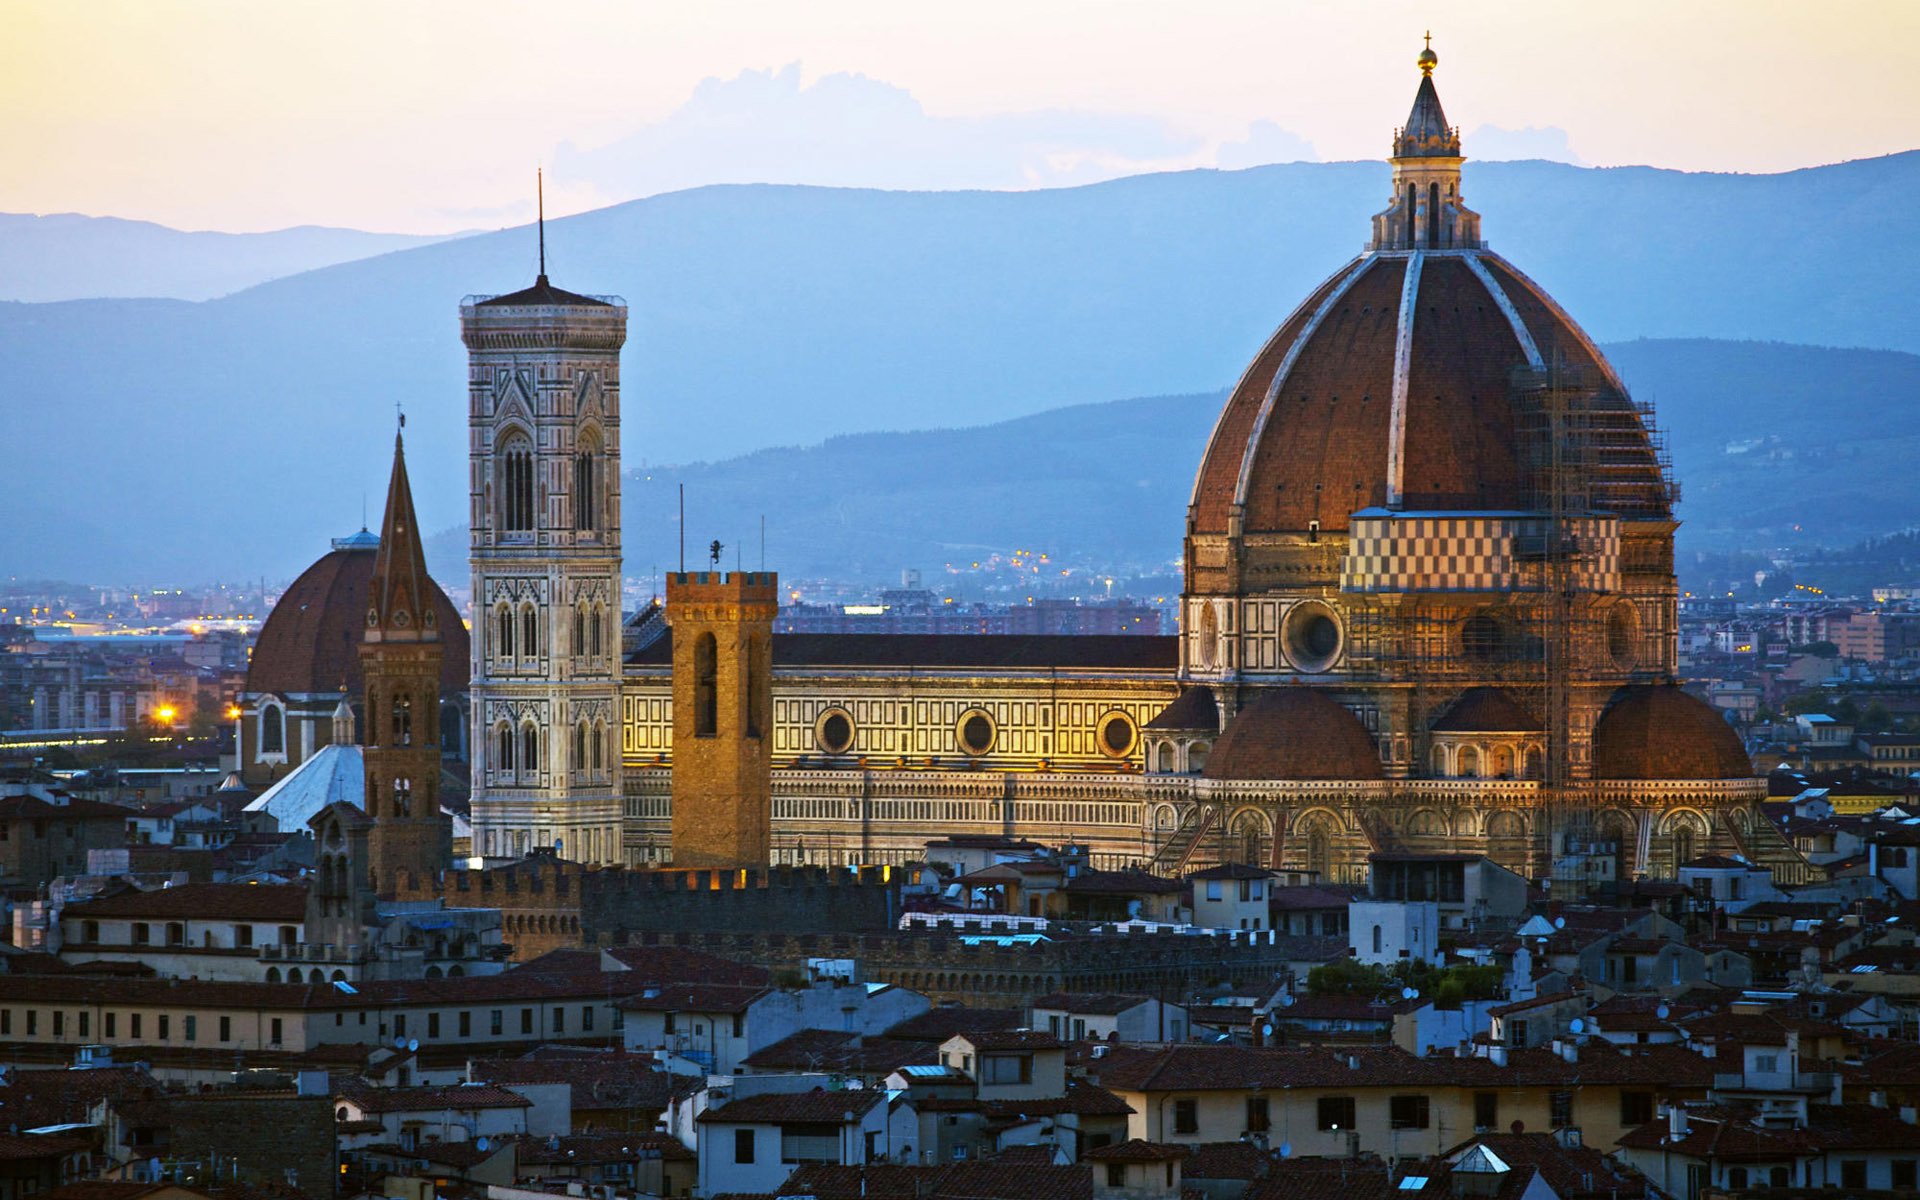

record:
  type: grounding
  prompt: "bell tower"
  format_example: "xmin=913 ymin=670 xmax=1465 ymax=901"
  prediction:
xmin=361 ymin=428 xmax=452 ymax=896
xmin=461 ymin=193 xmax=628 ymax=866
xmin=667 ymin=570 xmax=776 ymax=868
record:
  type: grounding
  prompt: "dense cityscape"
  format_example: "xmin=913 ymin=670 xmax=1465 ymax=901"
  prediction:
xmin=4 ymin=14 xmax=1919 ymax=1200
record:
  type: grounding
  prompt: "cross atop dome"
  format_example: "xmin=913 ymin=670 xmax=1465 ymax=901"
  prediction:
xmin=1368 ymin=36 xmax=1482 ymax=252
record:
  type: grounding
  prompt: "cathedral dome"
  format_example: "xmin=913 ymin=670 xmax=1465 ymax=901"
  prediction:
xmin=1590 ymin=685 xmax=1753 ymax=781
xmin=1203 ymin=689 xmax=1384 ymax=781
xmin=1187 ymin=57 xmax=1670 ymax=541
xmin=247 ymin=533 xmax=468 ymax=697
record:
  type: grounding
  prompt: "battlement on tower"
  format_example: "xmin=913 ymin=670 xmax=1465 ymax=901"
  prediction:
xmin=665 ymin=571 xmax=780 ymax=607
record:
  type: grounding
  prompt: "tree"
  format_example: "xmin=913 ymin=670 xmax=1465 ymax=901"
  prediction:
xmin=1306 ymin=958 xmax=1391 ymax=997
xmin=1862 ymin=701 xmax=1893 ymax=733
xmin=1803 ymin=641 xmax=1840 ymax=659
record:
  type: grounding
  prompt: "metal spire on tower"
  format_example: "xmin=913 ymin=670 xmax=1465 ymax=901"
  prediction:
xmin=537 ymin=167 xmax=547 ymax=282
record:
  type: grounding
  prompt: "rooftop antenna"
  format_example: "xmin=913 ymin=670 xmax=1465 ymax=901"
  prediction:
xmin=678 ymin=485 xmax=685 ymax=574
xmin=537 ymin=167 xmax=547 ymax=280
xmin=760 ymin=514 xmax=766 ymax=572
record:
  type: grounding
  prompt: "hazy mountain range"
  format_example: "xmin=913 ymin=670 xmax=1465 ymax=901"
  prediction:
xmin=2 ymin=153 xmax=1917 ymax=583
xmin=0 ymin=212 xmax=466 ymax=302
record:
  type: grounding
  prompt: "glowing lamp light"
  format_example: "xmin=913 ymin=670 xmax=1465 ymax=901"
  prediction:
xmin=154 ymin=705 xmax=178 ymax=724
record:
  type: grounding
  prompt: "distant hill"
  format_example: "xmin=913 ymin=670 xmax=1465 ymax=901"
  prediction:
xmin=4 ymin=153 xmax=1918 ymax=582
xmin=0 ymin=212 xmax=464 ymax=302
xmin=417 ymin=339 xmax=1920 ymax=590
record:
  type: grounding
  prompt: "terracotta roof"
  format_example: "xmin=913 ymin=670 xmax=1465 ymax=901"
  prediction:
xmin=1188 ymin=863 xmax=1276 ymax=881
xmin=698 ymin=1088 xmax=882 ymax=1124
xmin=619 ymin=983 xmax=770 ymax=1013
xmin=0 ymin=970 xmax=643 ymax=1011
xmin=946 ymin=1029 xmax=1064 ymax=1051
xmin=470 ymin=1050 xmax=692 ymax=1110
xmin=1241 ymin=1157 xmax=1395 ymax=1200
xmin=1031 ymin=992 xmax=1155 ymax=1015
xmin=1063 ymin=867 xmax=1182 ymax=895
xmin=0 ymin=1132 xmax=94 ymax=1161
xmin=1203 ymin=689 xmax=1382 ymax=782
xmin=474 ymin=275 xmax=613 ymax=308
xmin=1143 ymin=688 xmax=1219 ymax=732
xmin=741 ymin=1030 xmax=935 ymax=1075
xmin=1084 ymin=1139 xmax=1186 ymax=1162
xmin=1616 ymin=1104 xmax=1920 ymax=1159
xmin=340 ymin=1082 xmax=530 ymax=1112
xmin=0 ymin=1065 xmax=156 ymax=1129
xmin=1430 ymin=687 xmax=1540 ymax=733
xmin=64 ymin=882 xmax=308 ymax=922
xmin=777 ymin=1163 xmax=1092 ymax=1200
xmin=0 ymin=795 xmax=130 ymax=821
xmin=1092 ymin=1043 xmax=1714 ymax=1093
xmin=628 ymin=632 xmax=1176 ymax=672
xmin=246 ymin=542 xmax=467 ymax=697
xmin=1590 ymin=686 xmax=1753 ymax=781
xmin=885 ymin=1007 xmax=1024 ymax=1042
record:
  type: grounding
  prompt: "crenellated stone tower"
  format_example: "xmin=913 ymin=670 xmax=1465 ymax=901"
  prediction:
xmin=667 ymin=570 xmax=776 ymax=868
xmin=361 ymin=429 xmax=453 ymax=895
xmin=462 ymin=247 xmax=628 ymax=866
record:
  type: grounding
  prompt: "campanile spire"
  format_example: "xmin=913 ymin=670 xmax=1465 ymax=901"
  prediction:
xmin=1369 ymin=38 xmax=1482 ymax=251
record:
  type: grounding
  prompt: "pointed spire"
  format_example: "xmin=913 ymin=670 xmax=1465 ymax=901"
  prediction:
xmin=1368 ymin=36 xmax=1481 ymax=252
xmin=365 ymin=422 xmax=438 ymax=643
xmin=537 ymin=167 xmax=547 ymax=284
xmin=1396 ymin=39 xmax=1457 ymax=158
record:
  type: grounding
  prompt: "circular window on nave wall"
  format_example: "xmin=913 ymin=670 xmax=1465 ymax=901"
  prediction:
xmin=957 ymin=709 xmax=997 ymax=756
xmin=1459 ymin=613 xmax=1509 ymax=662
xmin=814 ymin=707 xmax=856 ymax=755
xmin=1283 ymin=601 xmax=1343 ymax=673
xmin=1099 ymin=711 xmax=1138 ymax=759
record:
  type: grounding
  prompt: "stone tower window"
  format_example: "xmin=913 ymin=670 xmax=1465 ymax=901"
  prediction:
xmin=573 ymin=441 xmax=598 ymax=532
xmin=496 ymin=604 xmax=515 ymax=662
xmin=521 ymin=604 xmax=538 ymax=661
xmin=694 ymin=633 xmax=718 ymax=737
xmin=495 ymin=723 xmax=515 ymax=777
xmin=499 ymin=434 xmax=535 ymax=534
xmin=520 ymin=724 xmax=539 ymax=781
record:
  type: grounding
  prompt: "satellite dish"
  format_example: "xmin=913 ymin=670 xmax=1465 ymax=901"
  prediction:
xmin=475 ymin=1138 xmax=490 ymax=1152
xmin=1401 ymin=987 xmax=1416 ymax=1000
xmin=1553 ymin=916 xmax=1566 ymax=929
xmin=408 ymin=1039 xmax=419 ymax=1053
xmin=1278 ymin=993 xmax=1295 ymax=1007
xmin=1279 ymin=1143 xmax=1293 ymax=1159
xmin=1656 ymin=1004 xmax=1671 ymax=1020
xmin=1570 ymin=1018 xmax=1585 ymax=1034
xmin=1260 ymin=1024 xmax=1274 ymax=1038
xmin=393 ymin=1036 xmax=407 ymax=1049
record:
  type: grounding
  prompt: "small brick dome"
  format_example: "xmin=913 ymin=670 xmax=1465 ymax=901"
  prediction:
xmin=1203 ymin=688 xmax=1384 ymax=781
xmin=247 ymin=537 xmax=467 ymax=697
xmin=1590 ymin=685 xmax=1752 ymax=780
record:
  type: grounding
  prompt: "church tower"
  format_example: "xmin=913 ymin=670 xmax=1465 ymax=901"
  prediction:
xmin=667 ymin=570 xmax=776 ymax=868
xmin=461 ymin=211 xmax=628 ymax=866
xmin=361 ymin=428 xmax=453 ymax=895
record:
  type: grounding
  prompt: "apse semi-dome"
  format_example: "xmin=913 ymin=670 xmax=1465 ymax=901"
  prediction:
xmin=1188 ymin=54 xmax=1670 ymax=540
xmin=1202 ymin=688 xmax=1384 ymax=782
xmin=1590 ymin=685 xmax=1753 ymax=781
xmin=248 ymin=532 xmax=468 ymax=697
xmin=1430 ymin=686 xmax=1540 ymax=733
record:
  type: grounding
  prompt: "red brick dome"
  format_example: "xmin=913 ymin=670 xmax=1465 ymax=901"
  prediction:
xmin=247 ymin=535 xmax=468 ymax=697
xmin=1590 ymin=685 xmax=1752 ymax=780
xmin=1203 ymin=688 xmax=1383 ymax=781
xmin=1431 ymin=686 xmax=1540 ymax=733
xmin=1188 ymin=251 xmax=1671 ymax=538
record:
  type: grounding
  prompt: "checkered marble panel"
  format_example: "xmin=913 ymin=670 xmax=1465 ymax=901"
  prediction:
xmin=1340 ymin=513 xmax=1620 ymax=593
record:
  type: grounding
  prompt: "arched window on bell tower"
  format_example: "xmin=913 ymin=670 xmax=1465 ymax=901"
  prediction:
xmin=496 ymin=722 xmax=515 ymax=779
xmin=391 ymin=692 xmax=412 ymax=747
xmin=521 ymin=723 xmax=540 ymax=782
xmin=574 ymin=431 xmax=599 ymax=532
xmin=498 ymin=432 xmax=535 ymax=535
xmin=521 ymin=604 xmax=538 ymax=663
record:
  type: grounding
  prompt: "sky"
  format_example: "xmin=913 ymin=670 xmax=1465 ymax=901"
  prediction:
xmin=2 ymin=0 xmax=1916 ymax=234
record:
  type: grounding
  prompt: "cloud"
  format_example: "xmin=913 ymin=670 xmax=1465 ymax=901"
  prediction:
xmin=556 ymin=64 xmax=1207 ymax=196
xmin=1464 ymin=124 xmax=1587 ymax=165
xmin=1214 ymin=119 xmax=1319 ymax=170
